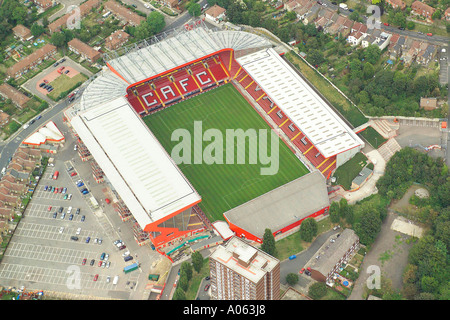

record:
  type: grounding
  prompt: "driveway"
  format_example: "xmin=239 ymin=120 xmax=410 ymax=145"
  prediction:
xmin=280 ymin=229 xmax=340 ymax=292
xmin=348 ymin=211 xmax=414 ymax=300
xmin=22 ymin=56 xmax=93 ymax=105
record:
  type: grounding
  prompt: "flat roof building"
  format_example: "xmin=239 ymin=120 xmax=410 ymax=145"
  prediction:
xmin=223 ymin=171 xmax=330 ymax=243
xmin=236 ymin=48 xmax=364 ymax=161
xmin=209 ymin=236 xmax=280 ymax=300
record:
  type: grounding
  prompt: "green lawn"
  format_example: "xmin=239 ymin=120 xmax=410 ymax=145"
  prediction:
xmin=332 ymin=152 xmax=368 ymax=190
xmin=47 ymin=73 xmax=88 ymax=101
xmin=143 ymin=84 xmax=309 ymax=222
xmin=359 ymin=126 xmax=387 ymax=149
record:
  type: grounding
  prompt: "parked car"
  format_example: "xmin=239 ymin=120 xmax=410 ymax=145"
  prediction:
xmin=61 ymin=213 xmax=66 ymax=219
xmin=383 ymin=22 xmax=389 ymax=26
xmin=77 ymin=181 xmax=84 ymax=187
xmin=39 ymin=83 xmax=45 ymax=88
xmin=44 ymin=185 xmax=48 ymax=191
xmin=82 ymin=189 xmax=89 ymax=195
xmin=65 ymin=70 xmax=70 ymax=74
xmin=81 ymin=215 xmax=85 ymax=222
xmin=68 ymin=194 xmax=72 ymax=200
xmin=90 ymin=259 xmax=95 ymax=266
xmin=60 ymin=58 xmax=66 ymax=63
xmin=53 ymin=62 xmax=59 ymax=67
xmin=62 ymin=187 xmax=67 ymax=193
xmin=82 ymin=258 xmax=87 ymax=265
xmin=64 ymin=194 xmax=68 ymax=200
xmin=59 ymin=206 xmax=63 ymax=213
xmin=93 ymin=274 xmax=98 ymax=281
xmin=86 ymin=236 xmax=90 ymax=243
xmin=58 ymin=227 xmax=64 ymax=234
xmin=106 ymin=261 xmax=111 ymax=268
xmin=427 ymin=33 xmax=433 ymax=36
xmin=76 ymin=208 xmax=80 ymax=215
xmin=204 ymin=284 xmax=210 ymax=291
xmin=98 ymin=261 xmax=103 ymax=267
xmin=76 ymin=227 xmax=81 ymax=235
xmin=53 ymin=212 xmax=57 ymax=219
xmin=43 ymin=79 xmax=49 ymax=84
xmin=47 ymin=205 xmax=52 ymax=211
xmin=70 ymin=236 xmax=78 ymax=241
xmin=48 ymin=88 xmax=54 ymax=92
xmin=398 ymin=27 xmax=405 ymax=30
xmin=69 ymin=214 xmax=74 ymax=221
xmin=70 ymin=171 xmax=77 ymax=176
xmin=119 ymin=245 xmax=126 ymax=250
xmin=299 ymin=268 xmax=305 ymax=274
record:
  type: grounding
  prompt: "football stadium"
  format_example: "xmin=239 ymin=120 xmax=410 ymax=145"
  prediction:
xmin=64 ymin=22 xmax=364 ymax=250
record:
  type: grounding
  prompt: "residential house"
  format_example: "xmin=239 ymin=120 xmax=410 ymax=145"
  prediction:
xmin=0 ymin=218 xmax=8 ymax=237
xmin=0 ymin=83 xmax=31 ymax=109
xmin=445 ymin=7 xmax=450 ymax=21
xmin=48 ymin=0 xmax=100 ymax=34
xmin=339 ymin=17 xmax=354 ymax=38
xmin=411 ymin=1 xmax=436 ymax=21
xmin=205 ymin=4 xmax=227 ymax=23
xmin=416 ymin=43 xmax=436 ymax=65
xmin=6 ymin=44 xmax=57 ymax=79
xmin=0 ymin=207 xmax=14 ymax=221
xmin=160 ymin=0 xmax=178 ymax=8
xmin=284 ymin=0 xmax=299 ymax=11
xmin=420 ymin=97 xmax=438 ymax=110
xmin=0 ymin=112 xmax=10 ymax=128
xmin=377 ymin=32 xmax=392 ymax=50
xmin=104 ymin=30 xmax=130 ymax=51
xmin=308 ymin=229 xmax=360 ymax=284
xmin=385 ymin=0 xmax=406 ymax=10
xmin=33 ymin=0 xmax=53 ymax=11
xmin=12 ymin=25 xmax=33 ymax=42
xmin=347 ymin=31 xmax=364 ymax=46
xmin=361 ymin=34 xmax=377 ymax=48
xmin=0 ymin=180 xmax=26 ymax=195
xmin=302 ymin=3 xmax=321 ymax=25
xmin=104 ymin=0 xmax=146 ymax=26
xmin=68 ymin=38 xmax=101 ymax=63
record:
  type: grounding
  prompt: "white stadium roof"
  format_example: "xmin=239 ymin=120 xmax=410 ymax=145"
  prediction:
xmin=105 ymin=26 xmax=272 ymax=85
xmin=236 ymin=48 xmax=364 ymax=158
xmin=70 ymin=96 xmax=201 ymax=229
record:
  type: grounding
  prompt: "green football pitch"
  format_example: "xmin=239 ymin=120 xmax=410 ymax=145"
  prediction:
xmin=143 ymin=84 xmax=309 ymax=222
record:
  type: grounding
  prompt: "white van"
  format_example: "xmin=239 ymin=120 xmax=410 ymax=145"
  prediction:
xmin=113 ymin=275 xmax=119 ymax=285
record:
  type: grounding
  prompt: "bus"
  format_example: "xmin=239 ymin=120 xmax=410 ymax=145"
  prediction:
xmin=148 ymin=274 xmax=160 ymax=281
xmin=123 ymin=262 xmax=139 ymax=274
xmin=53 ymin=171 xmax=59 ymax=180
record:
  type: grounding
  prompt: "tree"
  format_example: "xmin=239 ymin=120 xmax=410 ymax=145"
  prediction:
xmin=12 ymin=6 xmax=26 ymax=25
xmin=50 ymin=32 xmax=66 ymax=47
xmin=188 ymin=2 xmax=202 ymax=17
xmin=261 ymin=228 xmax=276 ymax=256
xmin=308 ymin=49 xmax=325 ymax=66
xmin=329 ymin=201 xmax=340 ymax=223
xmin=349 ymin=11 xmax=361 ymax=22
xmin=363 ymin=62 xmax=375 ymax=80
xmin=31 ymin=23 xmax=45 ymax=38
xmin=431 ymin=9 xmax=442 ymax=21
xmin=178 ymin=274 xmax=189 ymax=291
xmin=147 ymin=10 xmax=165 ymax=35
xmin=180 ymin=261 xmax=193 ymax=281
xmin=364 ymin=44 xmax=381 ymax=64
xmin=354 ymin=209 xmax=381 ymax=245
xmin=308 ymin=282 xmax=327 ymax=299
xmin=286 ymin=273 xmax=299 ymax=286
xmin=173 ymin=287 xmax=186 ymax=300
xmin=191 ymin=251 xmax=203 ymax=273
xmin=299 ymin=218 xmax=318 ymax=242
xmin=407 ymin=21 xmax=415 ymax=30
xmin=286 ymin=11 xmax=297 ymax=21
